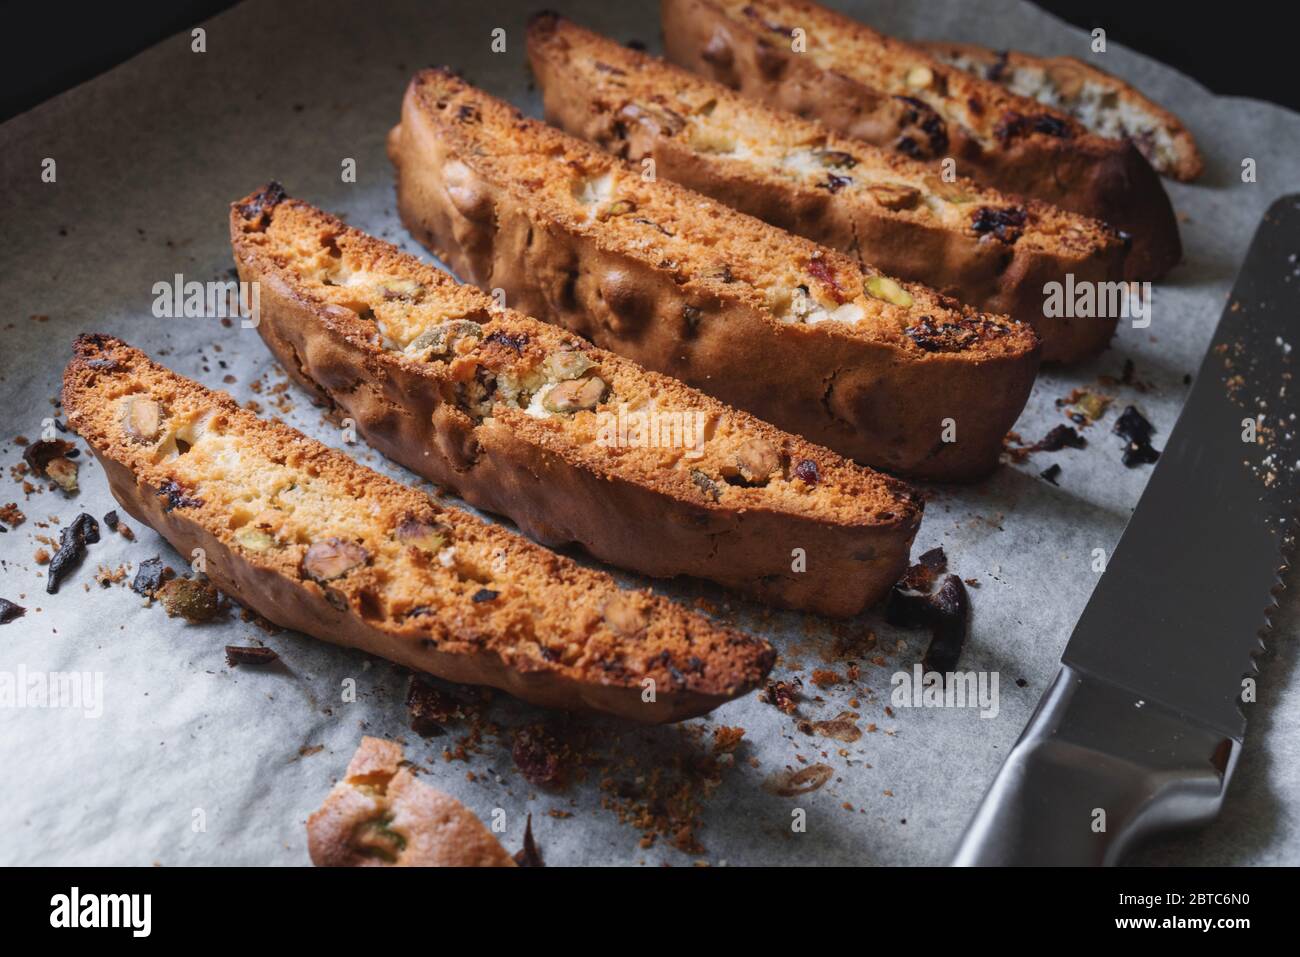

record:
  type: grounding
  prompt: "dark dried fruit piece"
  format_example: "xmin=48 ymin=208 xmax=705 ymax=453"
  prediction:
xmin=806 ymin=257 xmax=845 ymax=302
xmin=302 ymin=538 xmax=368 ymax=582
xmin=817 ymin=173 xmax=852 ymax=194
xmin=1040 ymin=463 xmax=1062 ymax=485
xmin=225 ymin=645 xmax=279 ymax=666
xmin=407 ymin=676 xmax=464 ymax=736
xmin=483 ymin=330 xmax=528 ymax=354
xmin=46 ymin=512 xmax=100 ymax=594
xmin=238 ymin=181 xmax=287 ymax=225
xmin=513 ymin=814 xmax=545 ymax=867
xmin=158 ymin=577 xmax=221 ymax=623
xmin=0 ymin=598 xmax=25 ymax=624
xmin=923 ymin=575 xmax=970 ymax=674
xmin=158 ymin=480 xmax=203 ymax=512
xmin=760 ymin=677 xmax=802 ymax=714
xmin=793 ymin=459 xmax=821 ymax=486
xmin=893 ymin=95 xmax=949 ymax=159
xmin=471 ymin=588 xmax=499 ymax=603
xmin=1114 ymin=405 xmax=1161 ymax=466
xmin=512 ymin=727 xmax=564 ymax=788
xmin=905 ymin=315 xmax=1008 ymax=353
xmin=971 ymin=205 xmax=1028 ymax=244
xmin=1038 ymin=424 xmax=1086 ymax=452
xmin=887 ymin=566 xmax=970 ymax=673
xmin=132 ymin=556 xmax=169 ymax=597
xmin=994 ymin=111 xmax=1073 ymax=145
xmin=22 ymin=439 xmax=79 ymax=491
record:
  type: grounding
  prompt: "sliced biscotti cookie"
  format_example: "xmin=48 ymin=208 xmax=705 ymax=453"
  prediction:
xmin=231 ymin=185 xmax=922 ymax=617
xmin=308 ymin=737 xmax=516 ymax=867
xmin=62 ymin=335 xmax=774 ymax=722
xmin=660 ymin=0 xmax=1180 ymax=280
xmin=920 ymin=41 xmax=1203 ymax=183
xmin=387 ymin=70 xmax=1039 ymax=481
xmin=527 ymin=14 xmax=1126 ymax=363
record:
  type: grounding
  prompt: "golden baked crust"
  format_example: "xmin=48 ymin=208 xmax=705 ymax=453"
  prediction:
xmin=920 ymin=40 xmax=1203 ymax=183
xmin=231 ymin=186 xmax=921 ymax=617
xmin=62 ymin=335 xmax=775 ymax=722
xmin=307 ymin=737 xmax=516 ymax=866
xmin=527 ymin=13 xmax=1126 ymax=363
xmin=387 ymin=69 xmax=1040 ymax=480
xmin=660 ymin=0 xmax=1181 ymax=279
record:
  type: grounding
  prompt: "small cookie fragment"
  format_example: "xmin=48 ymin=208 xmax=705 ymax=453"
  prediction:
xmin=0 ymin=503 xmax=26 ymax=529
xmin=307 ymin=736 xmax=516 ymax=867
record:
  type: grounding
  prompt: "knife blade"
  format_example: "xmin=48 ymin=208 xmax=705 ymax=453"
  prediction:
xmin=953 ymin=194 xmax=1300 ymax=866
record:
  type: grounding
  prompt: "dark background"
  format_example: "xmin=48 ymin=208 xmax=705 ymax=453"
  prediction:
xmin=0 ymin=0 xmax=1289 ymax=123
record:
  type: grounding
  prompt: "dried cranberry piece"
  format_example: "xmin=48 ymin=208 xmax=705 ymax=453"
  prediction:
xmin=512 ymin=727 xmax=564 ymax=788
xmin=793 ymin=459 xmax=821 ymax=485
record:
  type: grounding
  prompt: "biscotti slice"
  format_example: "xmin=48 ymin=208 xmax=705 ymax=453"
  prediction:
xmin=660 ymin=0 xmax=1180 ymax=279
xmin=387 ymin=70 xmax=1039 ymax=480
xmin=308 ymin=737 xmax=516 ymax=867
xmin=527 ymin=14 xmax=1126 ymax=363
xmin=232 ymin=186 xmax=921 ymax=617
xmin=62 ymin=335 xmax=774 ymax=722
xmin=919 ymin=41 xmax=1203 ymax=183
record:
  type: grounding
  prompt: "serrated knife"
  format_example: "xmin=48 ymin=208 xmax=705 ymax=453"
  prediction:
xmin=953 ymin=194 xmax=1300 ymax=866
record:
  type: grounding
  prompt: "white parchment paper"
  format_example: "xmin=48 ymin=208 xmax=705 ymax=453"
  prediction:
xmin=2 ymin=0 xmax=1298 ymax=866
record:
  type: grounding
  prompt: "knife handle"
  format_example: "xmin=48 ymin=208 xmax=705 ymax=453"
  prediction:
xmin=951 ymin=666 xmax=1238 ymax=866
